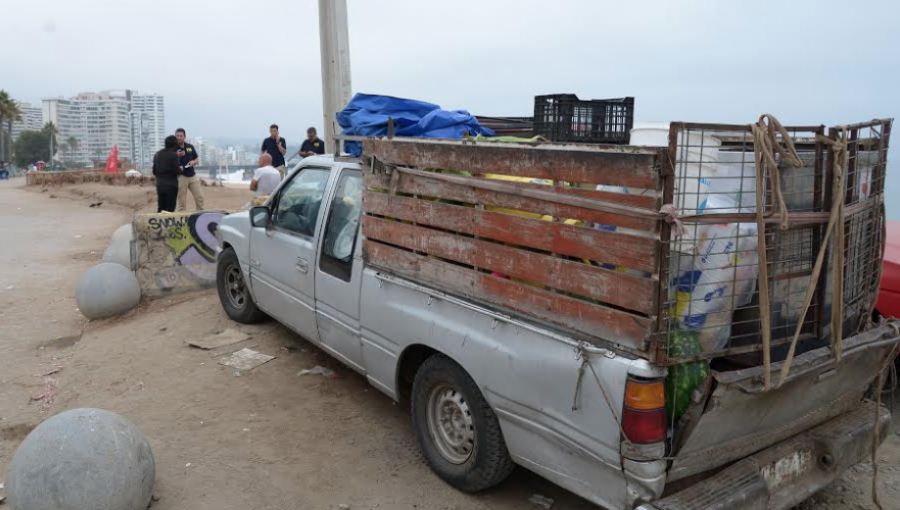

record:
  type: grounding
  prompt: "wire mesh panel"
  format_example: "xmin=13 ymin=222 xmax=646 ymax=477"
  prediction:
xmin=659 ymin=120 xmax=892 ymax=366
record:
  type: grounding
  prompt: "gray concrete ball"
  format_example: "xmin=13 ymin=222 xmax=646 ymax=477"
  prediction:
xmin=6 ymin=408 xmax=155 ymax=510
xmin=75 ymin=263 xmax=141 ymax=320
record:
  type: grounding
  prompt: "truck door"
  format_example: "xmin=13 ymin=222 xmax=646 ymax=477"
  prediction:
xmin=249 ymin=166 xmax=332 ymax=344
xmin=314 ymin=167 xmax=365 ymax=372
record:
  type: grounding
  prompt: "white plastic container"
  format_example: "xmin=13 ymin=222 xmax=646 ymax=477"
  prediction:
xmin=629 ymin=124 xmax=721 ymax=217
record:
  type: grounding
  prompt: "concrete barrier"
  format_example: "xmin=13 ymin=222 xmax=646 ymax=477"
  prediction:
xmin=133 ymin=210 xmax=230 ymax=297
xmin=26 ymin=170 xmax=155 ymax=187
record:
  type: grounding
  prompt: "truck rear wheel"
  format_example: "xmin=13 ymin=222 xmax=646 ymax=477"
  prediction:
xmin=411 ymin=354 xmax=514 ymax=492
xmin=216 ymin=248 xmax=266 ymax=324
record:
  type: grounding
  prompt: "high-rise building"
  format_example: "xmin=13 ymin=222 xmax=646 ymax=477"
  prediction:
xmin=130 ymin=93 xmax=166 ymax=169
xmin=42 ymin=90 xmax=165 ymax=167
xmin=9 ymin=101 xmax=43 ymax=141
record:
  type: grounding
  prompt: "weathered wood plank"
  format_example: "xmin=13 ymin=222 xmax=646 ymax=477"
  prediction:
xmin=363 ymin=138 xmax=662 ymax=189
xmin=364 ymin=241 xmax=652 ymax=349
xmin=365 ymin=172 xmax=659 ymax=231
xmin=363 ymin=192 xmax=658 ymax=273
xmin=363 ymin=216 xmax=655 ymax=314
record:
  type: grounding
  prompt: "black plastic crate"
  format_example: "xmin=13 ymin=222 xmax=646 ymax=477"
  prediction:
xmin=533 ymin=94 xmax=634 ymax=144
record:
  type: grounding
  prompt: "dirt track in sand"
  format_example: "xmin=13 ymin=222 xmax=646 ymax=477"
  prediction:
xmin=1 ymin=177 xmax=899 ymax=510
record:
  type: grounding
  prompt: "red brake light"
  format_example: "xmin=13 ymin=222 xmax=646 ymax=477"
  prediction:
xmin=622 ymin=377 xmax=666 ymax=444
xmin=622 ymin=408 xmax=667 ymax=444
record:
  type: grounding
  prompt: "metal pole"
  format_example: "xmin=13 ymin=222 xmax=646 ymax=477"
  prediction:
xmin=319 ymin=0 xmax=352 ymax=155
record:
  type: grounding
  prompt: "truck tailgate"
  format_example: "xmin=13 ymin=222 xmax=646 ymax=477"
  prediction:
xmin=669 ymin=323 xmax=898 ymax=482
xmin=643 ymin=400 xmax=891 ymax=510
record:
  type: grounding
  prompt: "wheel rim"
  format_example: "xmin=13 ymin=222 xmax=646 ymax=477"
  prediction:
xmin=224 ymin=265 xmax=248 ymax=310
xmin=426 ymin=383 xmax=475 ymax=464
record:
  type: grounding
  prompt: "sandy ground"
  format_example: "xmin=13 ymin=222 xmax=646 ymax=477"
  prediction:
xmin=1 ymin=177 xmax=899 ymax=510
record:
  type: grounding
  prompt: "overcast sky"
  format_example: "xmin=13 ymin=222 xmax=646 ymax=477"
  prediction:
xmin=2 ymin=0 xmax=898 ymax=143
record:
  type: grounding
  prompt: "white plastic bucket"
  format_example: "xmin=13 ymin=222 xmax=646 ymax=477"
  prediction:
xmin=711 ymin=151 xmax=757 ymax=212
xmin=630 ymin=124 xmax=721 ymax=216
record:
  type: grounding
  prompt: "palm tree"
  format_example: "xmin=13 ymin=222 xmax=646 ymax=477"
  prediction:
xmin=0 ymin=90 xmax=11 ymax=163
xmin=4 ymin=100 xmax=22 ymax=163
xmin=42 ymin=122 xmax=59 ymax=166
xmin=64 ymin=136 xmax=79 ymax=162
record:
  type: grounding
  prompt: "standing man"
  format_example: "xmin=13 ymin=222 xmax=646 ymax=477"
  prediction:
xmin=261 ymin=124 xmax=287 ymax=178
xmin=153 ymin=135 xmax=181 ymax=213
xmin=299 ymin=127 xmax=326 ymax=157
xmin=175 ymin=128 xmax=205 ymax=211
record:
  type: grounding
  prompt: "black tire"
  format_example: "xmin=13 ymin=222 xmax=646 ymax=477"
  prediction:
xmin=216 ymin=248 xmax=266 ymax=324
xmin=411 ymin=354 xmax=514 ymax=492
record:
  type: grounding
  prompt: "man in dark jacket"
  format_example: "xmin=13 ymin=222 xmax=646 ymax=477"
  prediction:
xmin=153 ymin=135 xmax=181 ymax=212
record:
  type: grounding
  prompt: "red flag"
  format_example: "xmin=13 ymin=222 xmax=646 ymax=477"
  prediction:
xmin=105 ymin=145 xmax=119 ymax=173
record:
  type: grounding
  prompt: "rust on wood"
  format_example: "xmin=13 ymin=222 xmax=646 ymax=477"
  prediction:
xmin=363 ymin=138 xmax=662 ymax=189
xmin=363 ymin=192 xmax=658 ymax=273
xmin=364 ymin=241 xmax=652 ymax=349
xmin=365 ymin=172 xmax=659 ymax=231
xmin=364 ymin=216 xmax=656 ymax=314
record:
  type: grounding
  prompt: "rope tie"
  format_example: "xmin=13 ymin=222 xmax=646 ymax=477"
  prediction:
xmin=660 ymin=204 xmax=686 ymax=236
xmin=751 ymin=114 xmax=804 ymax=390
xmin=775 ymin=128 xmax=848 ymax=387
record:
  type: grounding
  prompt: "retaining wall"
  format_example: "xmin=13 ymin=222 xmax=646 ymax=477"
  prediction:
xmin=26 ymin=170 xmax=155 ymax=187
xmin=133 ymin=210 xmax=230 ymax=297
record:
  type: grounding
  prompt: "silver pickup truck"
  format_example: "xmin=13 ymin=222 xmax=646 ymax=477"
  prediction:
xmin=215 ymin=125 xmax=896 ymax=510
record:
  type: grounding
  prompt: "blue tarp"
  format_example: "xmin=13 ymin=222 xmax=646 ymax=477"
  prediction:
xmin=336 ymin=93 xmax=494 ymax=156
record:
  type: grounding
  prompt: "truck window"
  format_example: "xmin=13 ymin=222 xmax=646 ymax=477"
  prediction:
xmin=271 ymin=167 xmax=331 ymax=238
xmin=319 ymin=170 xmax=362 ymax=282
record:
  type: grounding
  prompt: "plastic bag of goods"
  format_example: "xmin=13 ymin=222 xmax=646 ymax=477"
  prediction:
xmin=670 ymin=219 xmax=759 ymax=352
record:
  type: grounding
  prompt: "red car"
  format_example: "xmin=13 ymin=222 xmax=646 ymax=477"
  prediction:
xmin=877 ymin=221 xmax=900 ymax=319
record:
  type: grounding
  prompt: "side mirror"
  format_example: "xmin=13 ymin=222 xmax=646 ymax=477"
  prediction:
xmin=250 ymin=206 xmax=271 ymax=228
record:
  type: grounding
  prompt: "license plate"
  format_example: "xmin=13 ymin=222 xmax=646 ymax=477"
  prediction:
xmin=761 ymin=449 xmax=814 ymax=491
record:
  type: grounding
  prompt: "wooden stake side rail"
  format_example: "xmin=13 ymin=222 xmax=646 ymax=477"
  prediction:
xmin=364 ymin=138 xmax=663 ymax=189
xmin=365 ymin=241 xmax=654 ymax=350
xmin=365 ymin=171 xmax=660 ymax=232
xmin=363 ymin=192 xmax=658 ymax=273
xmin=363 ymin=215 xmax=656 ymax=315
xmin=361 ymin=138 xmax=666 ymax=354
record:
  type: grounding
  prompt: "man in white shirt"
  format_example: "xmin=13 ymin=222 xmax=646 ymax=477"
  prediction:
xmin=250 ymin=153 xmax=282 ymax=197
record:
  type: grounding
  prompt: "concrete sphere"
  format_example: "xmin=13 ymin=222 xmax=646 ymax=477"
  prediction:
xmin=6 ymin=408 xmax=155 ymax=510
xmin=110 ymin=223 xmax=133 ymax=245
xmin=101 ymin=236 xmax=132 ymax=269
xmin=75 ymin=263 xmax=141 ymax=320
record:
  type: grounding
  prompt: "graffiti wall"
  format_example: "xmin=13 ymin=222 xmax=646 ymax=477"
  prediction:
xmin=133 ymin=211 xmax=228 ymax=297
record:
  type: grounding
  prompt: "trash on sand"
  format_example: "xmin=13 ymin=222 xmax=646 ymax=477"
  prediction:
xmin=208 ymin=340 xmax=258 ymax=358
xmin=37 ymin=366 xmax=63 ymax=377
xmin=339 ymin=505 xmax=350 ymax=510
xmin=280 ymin=345 xmax=298 ymax=354
xmin=218 ymin=348 xmax=275 ymax=371
xmin=190 ymin=328 xmax=250 ymax=350
xmin=529 ymin=494 xmax=554 ymax=509
xmin=4 ymin=285 xmax=13 ymax=290
xmin=297 ymin=366 xmax=338 ymax=379
xmin=30 ymin=379 xmax=58 ymax=411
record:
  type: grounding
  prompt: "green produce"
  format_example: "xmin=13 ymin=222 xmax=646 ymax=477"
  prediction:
xmin=666 ymin=329 xmax=711 ymax=422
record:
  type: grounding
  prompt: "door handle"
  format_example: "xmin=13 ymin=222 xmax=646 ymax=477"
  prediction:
xmin=296 ymin=257 xmax=309 ymax=273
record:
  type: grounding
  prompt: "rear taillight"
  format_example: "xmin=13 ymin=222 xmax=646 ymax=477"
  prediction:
xmin=622 ymin=377 xmax=666 ymax=444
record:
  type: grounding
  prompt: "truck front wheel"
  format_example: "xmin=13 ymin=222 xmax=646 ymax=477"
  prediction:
xmin=216 ymin=248 xmax=266 ymax=324
xmin=411 ymin=354 xmax=514 ymax=492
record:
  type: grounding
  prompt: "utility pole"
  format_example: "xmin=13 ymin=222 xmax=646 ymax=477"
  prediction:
xmin=319 ymin=0 xmax=353 ymax=154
